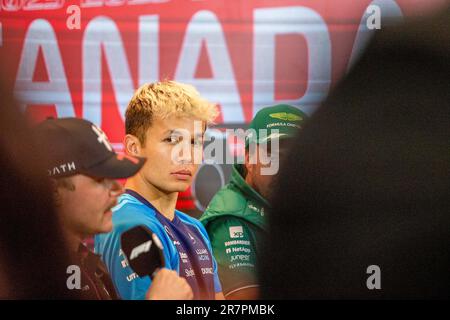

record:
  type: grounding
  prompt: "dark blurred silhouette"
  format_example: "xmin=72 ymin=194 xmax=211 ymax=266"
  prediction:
xmin=261 ymin=8 xmax=450 ymax=299
xmin=0 ymin=77 xmax=76 ymax=299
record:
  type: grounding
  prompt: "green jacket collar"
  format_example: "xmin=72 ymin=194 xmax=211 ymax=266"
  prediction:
xmin=199 ymin=164 xmax=269 ymax=231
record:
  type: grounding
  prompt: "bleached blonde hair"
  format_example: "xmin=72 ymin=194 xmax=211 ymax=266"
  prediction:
xmin=125 ymin=80 xmax=219 ymax=144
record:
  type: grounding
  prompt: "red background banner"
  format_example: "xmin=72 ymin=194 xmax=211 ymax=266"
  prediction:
xmin=1 ymin=0 xmax=448 ymax=214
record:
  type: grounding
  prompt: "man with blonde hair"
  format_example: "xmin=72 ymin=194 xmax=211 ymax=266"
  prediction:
xmin=95 ymin=81 xmax=224 ymax=300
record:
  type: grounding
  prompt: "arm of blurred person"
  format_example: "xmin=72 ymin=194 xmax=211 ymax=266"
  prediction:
xmin=226 ymin=287 xmax=259 ymax=300
xmin=206 ymin=217 xmax=260 ymax=300
xmin=145 ymin=269 xmax=193 ymax=300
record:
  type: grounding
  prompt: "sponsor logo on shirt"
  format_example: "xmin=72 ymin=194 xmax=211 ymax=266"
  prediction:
xmin=229 ymin=262 xmax=255 ymax=269
xmin=185 ymin=268 xmax=195 ymax=277
xmin=119 ymin=249 xmax=129 ymax=268
xmin=187 ymin=232 xmax=197 ymax=244
xmin=226 ymin=246 xmax=251 ymax=254
xmin=121 ymin=259 xmax=129 ymax=268
xmin=180 ymin=252 xmax=189 ymax=264
xmin=225 ymin=240 xmax=250 ymax=246
xmin=126 ymin=272 xmax=138 ymax=282
xmin=230 ymin=254 xmax=250 ymax=262
xmin=201 ymin=268 xmax=213 ymax=275
xmin=196 ymin=249 xmax=208 ymax=255
xmin=234 ymin=247 xmax=251 ymax=253
xmin=229 ymin=226 xmax=244 ymax=239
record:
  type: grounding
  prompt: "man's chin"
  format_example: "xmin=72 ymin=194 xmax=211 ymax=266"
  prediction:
xmin=97 ymin=220 xmax=113 ymax=234
xmin=176 ymin=182 xmax=192 ymax=192
xmin=97 ymin=226 xmax=113 ymax=235
xmin=163 ymin=180 xmax=192 ymax=193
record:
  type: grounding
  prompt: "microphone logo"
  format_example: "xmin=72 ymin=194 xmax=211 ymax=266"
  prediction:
xmin=129 ymin=240 xmax=152 ymax=260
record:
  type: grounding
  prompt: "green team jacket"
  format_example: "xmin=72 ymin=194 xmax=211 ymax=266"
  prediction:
xmin=200 ymin=164 xmax=269 ymax=296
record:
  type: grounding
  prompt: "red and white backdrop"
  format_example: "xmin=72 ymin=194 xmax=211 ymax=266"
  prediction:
xmin=1 ymin=0 xmax=448 ymax=216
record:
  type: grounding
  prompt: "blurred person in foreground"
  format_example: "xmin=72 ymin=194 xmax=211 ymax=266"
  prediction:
xmin=95 ymin=81 xmax=224 ymax=300
xmin=35 ymin=117 xmax=193 ymax=300
xmin=261 ymin=7 xmax=450 ymax=299
xmin=200 ymin=104 xmax=307 ymax=299
xmin=0 ymin=79 xmax=74 ymax=299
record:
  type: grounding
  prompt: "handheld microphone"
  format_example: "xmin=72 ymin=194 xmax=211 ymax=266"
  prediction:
xmin=120 ymin=225 xmax=165 ymax=278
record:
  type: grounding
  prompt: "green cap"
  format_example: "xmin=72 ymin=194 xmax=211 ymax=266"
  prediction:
xmin=246 ymin=104 xmax=308 ymax=145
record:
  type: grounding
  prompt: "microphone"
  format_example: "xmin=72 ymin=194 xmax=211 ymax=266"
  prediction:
xmin=120 ymin=225 xmax=165 ymax=278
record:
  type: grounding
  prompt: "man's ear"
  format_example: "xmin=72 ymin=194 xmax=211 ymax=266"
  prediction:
xmin=50 ymin=179 xmax=62 ymax=207
xmin=124 ymin=134 xmax=141 ymax=156
xmin=244 ymin=150 xmax=253 ymax=176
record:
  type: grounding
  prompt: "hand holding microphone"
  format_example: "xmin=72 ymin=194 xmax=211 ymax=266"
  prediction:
xmin=145 ymin=269 xmax=193 ymax=300
xmin=121 ymin=225 xmax=193 ymax=300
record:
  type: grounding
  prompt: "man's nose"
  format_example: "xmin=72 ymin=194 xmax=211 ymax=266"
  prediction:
xmin=176 ymin=143 xmax=194 ymax=165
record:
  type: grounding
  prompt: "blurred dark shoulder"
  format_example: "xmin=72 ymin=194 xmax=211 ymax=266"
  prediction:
xmin=0 ymin=74 xmax=79 ymax=299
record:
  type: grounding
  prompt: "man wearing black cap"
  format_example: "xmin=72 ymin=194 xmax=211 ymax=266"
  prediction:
xmin=35 ymin=117 xmax=193 ymax=300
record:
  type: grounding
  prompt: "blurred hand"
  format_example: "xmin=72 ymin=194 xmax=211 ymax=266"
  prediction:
xmin=145 ymin=269 xmax=193 ymax=300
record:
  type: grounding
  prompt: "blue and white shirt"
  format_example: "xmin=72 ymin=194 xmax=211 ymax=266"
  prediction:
xmin=94 ymin=190 xmax=222 ymax=300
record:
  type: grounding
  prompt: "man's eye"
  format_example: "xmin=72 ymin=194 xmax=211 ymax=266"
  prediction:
xmin=165 ymin=136 xmax=181 ymax=144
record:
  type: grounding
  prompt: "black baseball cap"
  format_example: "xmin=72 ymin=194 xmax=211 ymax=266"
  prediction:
xmin=34 ymin=117 xmax=145 ymax=179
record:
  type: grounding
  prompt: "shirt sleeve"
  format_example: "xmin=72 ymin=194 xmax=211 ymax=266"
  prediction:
xmin=212 ymin=255 xmax=223 ymax=294
xmin=205 ymin=216 xmax=259 ymax=296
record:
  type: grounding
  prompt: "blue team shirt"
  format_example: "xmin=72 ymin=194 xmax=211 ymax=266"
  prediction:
xmin=94 ymin=190 xmax=222 ymax=300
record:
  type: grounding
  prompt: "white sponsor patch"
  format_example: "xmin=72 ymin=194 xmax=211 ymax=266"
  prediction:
xmin=229 ymin=226 xmax=244 ymax=239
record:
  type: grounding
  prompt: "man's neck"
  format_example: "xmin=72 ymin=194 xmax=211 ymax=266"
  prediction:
xmin=64 ymin=229 xmax=84 ymax=253
xmin=245 ymin=174 xmax=258 ymax=195
xmin=125 ymin=175 xmax=178 ymax=221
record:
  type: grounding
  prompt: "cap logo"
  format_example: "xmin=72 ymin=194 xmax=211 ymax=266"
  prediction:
xmin=269 ymin=112 xmax=302 ymax=121
xmin=91 ymin=125 xmax=113 ymax=152
xmin=48 ymin=161 xmax=76 ymax=176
